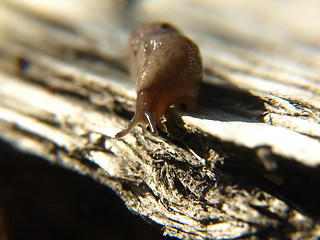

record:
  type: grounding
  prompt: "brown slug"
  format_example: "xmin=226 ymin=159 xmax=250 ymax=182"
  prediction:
xmin=115 ymin=22 xmax=202 ymax=138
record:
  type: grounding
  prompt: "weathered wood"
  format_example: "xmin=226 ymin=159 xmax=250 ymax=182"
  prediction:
xmin=1 ymin=0 xmax=320 ymax=239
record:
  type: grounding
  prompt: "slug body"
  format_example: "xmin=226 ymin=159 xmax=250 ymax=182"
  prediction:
xmin=116 ymin=22 xmax=202 ymax=138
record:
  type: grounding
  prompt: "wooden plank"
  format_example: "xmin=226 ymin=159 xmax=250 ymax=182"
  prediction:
xmin=0 ymin=0 xmax=320 ymax=239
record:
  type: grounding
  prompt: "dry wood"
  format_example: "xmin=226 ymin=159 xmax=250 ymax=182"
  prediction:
xmin=1 ymin=0 xmax=320 ymax=239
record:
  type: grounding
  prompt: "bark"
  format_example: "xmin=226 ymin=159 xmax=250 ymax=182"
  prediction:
xmin=1 ymin=0 xmax=320 ymax=239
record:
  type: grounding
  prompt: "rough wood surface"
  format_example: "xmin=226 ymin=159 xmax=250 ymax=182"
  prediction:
xmin=1 ymin=0 xmax=320 ymax=239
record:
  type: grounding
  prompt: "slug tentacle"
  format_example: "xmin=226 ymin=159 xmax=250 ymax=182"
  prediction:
xmin=144 ymin=112 xmax=159 ymax=136
xmin=115 ymin=22 xmax=202 ymax=138
xmin=115 ymin=114 xmax=139 ymax=138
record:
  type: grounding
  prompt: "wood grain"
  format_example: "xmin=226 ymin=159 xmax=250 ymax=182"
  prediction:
xmin=1 ymin=0 xmax=320 ymax=239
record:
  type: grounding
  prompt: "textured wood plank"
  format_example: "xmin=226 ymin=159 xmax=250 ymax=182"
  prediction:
xmin=1 ymin=0 xmax=320 ymax=239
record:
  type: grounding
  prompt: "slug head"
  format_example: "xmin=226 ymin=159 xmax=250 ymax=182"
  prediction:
xmin=115 ymin=88 xmax=165 ymax=138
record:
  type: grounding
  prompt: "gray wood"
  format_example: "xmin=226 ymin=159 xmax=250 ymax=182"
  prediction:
xmin=1 ymin=0 xmax=320 ymax=239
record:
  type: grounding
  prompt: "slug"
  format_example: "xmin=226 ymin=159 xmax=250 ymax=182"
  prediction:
xmin=115 ymin=22 xmax=202 ymax=138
